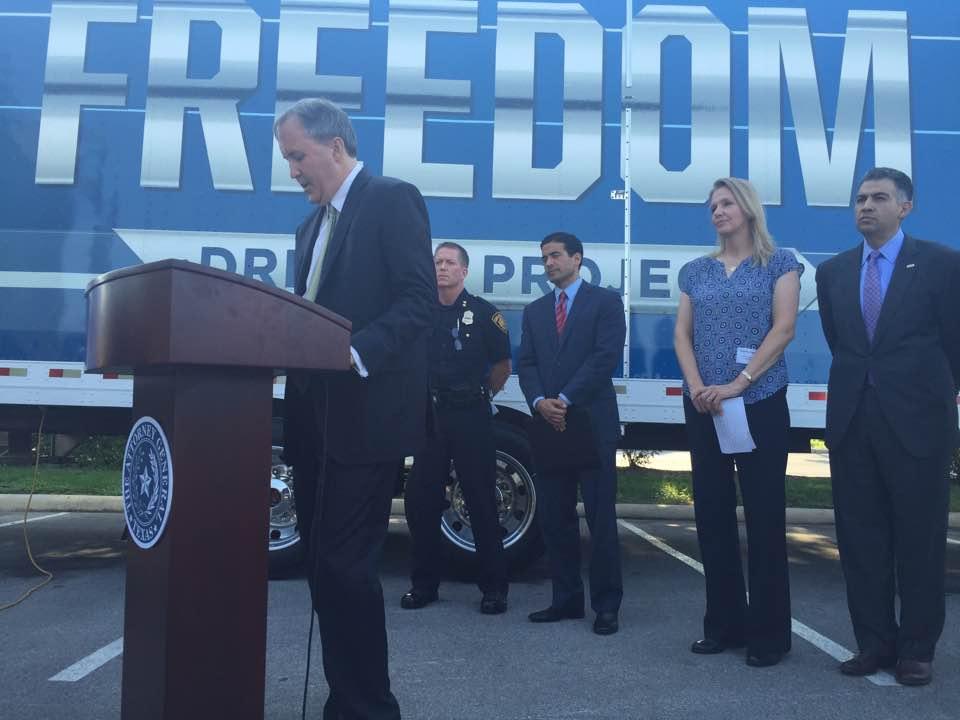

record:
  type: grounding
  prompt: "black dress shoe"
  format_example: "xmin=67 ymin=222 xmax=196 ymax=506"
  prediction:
xmin=746 ymin=651 xmax=784 ymax=667
xmin=839 ymin=651 xmax=897 ymax=676
xmin=480 ymin=591 xmax=508 ymax=615
xmin=690 ymin=638 xmax=744 ymax=655
xmin=400 ymin=587 xmax=438 ymax=610
xmin=895 ymin=659 xmax=932 ymax=686
xmin=593 ymin=612 xmax=619 ymax=635
xmin=528 ymin=605 xmax=585 ymax=623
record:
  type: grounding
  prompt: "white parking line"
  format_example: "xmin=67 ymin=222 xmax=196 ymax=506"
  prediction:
xmin=617 ymin=519 xmax=899 ymax=687
xmin=49 ymin=638 xmax=124 ymax=682
xmin=0 ymin=512 xmax=68 ymax=529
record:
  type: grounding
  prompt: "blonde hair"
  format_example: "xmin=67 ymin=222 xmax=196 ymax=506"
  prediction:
xmin=708 ymin=177 xmax=775 ymax=266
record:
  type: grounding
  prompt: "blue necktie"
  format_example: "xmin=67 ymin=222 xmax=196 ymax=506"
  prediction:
xmin=862 ymin=250 xmax=882 ymax=342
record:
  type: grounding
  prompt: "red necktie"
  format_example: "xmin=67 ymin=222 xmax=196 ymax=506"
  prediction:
xmin=555 ymin=290 xmax=567 ymax=335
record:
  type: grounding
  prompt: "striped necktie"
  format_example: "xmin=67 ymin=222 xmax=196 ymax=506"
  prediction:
xmin=305 ymin=205 xmax=339 ymax=302
xmin=555 ymin=290 xmax=567 ymax=335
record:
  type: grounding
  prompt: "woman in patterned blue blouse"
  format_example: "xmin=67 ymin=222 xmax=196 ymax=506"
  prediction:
xmin=674 ymin=177 xmax=803 ymax=668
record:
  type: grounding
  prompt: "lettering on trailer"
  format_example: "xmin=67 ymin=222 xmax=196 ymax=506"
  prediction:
xmin=35 ymin=1 xmax=911 ymax=206
xmin=113 ymin=230 xmax=819 ymax=310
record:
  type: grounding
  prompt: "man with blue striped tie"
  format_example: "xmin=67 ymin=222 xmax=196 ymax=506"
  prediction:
xmin=815 ymin=167 xmax=960 ymax=686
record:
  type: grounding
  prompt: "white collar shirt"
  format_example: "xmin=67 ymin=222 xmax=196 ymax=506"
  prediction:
xmin=305 ymin=161 xmax=364 ymax=288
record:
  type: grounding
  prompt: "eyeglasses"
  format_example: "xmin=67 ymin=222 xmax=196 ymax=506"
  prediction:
xmin=451 ymin=321 xmax=463 ymax=351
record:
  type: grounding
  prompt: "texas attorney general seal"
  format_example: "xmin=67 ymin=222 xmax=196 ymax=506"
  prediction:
xmin=122 ymin=416 xmax=173 ymax=549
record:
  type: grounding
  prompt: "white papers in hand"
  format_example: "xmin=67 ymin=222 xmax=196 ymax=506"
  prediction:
xmin=712 ymin=397 xmax=756 ymax=454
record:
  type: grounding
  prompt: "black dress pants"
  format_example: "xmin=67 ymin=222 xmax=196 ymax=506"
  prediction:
xmin=830 ymin=386 xmax=951 ymax=662
xmin=683 ymin=388 xmax=792 ymax=655
xmin=405 ymin=399 xmax=507 ymax=595
xmin=536 ymin=439 xmax=623 ymax=614
xmin=295 ymin=459 xmax=401 ymax=720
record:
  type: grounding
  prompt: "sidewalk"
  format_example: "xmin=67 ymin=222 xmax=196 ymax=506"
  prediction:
xmin=3 ymin=494 xmax=957 ymax=528
xmin=0 ymin=493 xmax=844 ymax=524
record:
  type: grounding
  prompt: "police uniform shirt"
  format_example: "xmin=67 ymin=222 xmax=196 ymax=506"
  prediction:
xmin=429 ymin=290 xmax=511 ymax=390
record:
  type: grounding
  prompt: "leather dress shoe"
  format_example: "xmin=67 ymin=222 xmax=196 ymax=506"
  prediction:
xmin=400 ymin=587 xmax=438 ymax=610
xmin=895 ymin=659 xmax=933 ymax=686
xmin=746 ymin=651 xmax=784 ymax=668
xmin=839 ymin=651 xmax=896 ymax=676
xmin=690 ymin=638 xmax=744 ymax=655
xmin=593 ymin=612 xmax=619 ymax=635
xmin=480 ymin=591 xmax=508 ymax=615
xmin=528 ymin=605 xmax=585 ymax=623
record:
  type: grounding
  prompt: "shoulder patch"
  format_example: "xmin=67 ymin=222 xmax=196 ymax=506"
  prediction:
xmin=492 ymin=311 xmax=508 ymax=334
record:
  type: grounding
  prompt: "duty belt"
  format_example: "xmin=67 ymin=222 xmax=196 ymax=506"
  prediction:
xmin=430 ymin=385 xmax=488 ymax=408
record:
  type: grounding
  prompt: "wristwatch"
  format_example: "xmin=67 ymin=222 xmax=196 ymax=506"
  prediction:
xmin=740 ymin=369 xmax=753 ymax=383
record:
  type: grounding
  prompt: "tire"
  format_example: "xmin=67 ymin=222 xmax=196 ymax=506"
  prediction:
xmin=268 ymin=446 xmax=304 ymax=577
xmin=439 ymin=421 xmax=544 ymax=576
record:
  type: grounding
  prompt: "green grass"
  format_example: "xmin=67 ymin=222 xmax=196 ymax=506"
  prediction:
xmin=1 ymin=462 xmax=958 ymax=512
xmin=0 ymin=465 xmax=120 ymax=496
xmin=616 ymin=467 xmax=960 ymax=512
xmin=617 ymin=467 xmax=695 ymax=505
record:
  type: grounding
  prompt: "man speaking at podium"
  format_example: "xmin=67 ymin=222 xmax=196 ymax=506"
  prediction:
xmin=276 ymin=98 xmax=436 ymax=719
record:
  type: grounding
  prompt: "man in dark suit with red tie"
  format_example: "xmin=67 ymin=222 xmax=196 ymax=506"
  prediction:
xmin=276 ymin=98 xmax=436 ymax=718
xmin=815 ymin=167 xmax=960 ymax=686
xmin=517 ymin=232 xmax=626 ymax=635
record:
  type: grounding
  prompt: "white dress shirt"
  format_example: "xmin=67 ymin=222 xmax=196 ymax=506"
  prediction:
xmin=302 ymin=161 xmax=369 ymax=377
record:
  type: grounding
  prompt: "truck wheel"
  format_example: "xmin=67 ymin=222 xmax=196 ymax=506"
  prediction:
xmin=268 ymin=447 xmax=303 ymax=577
xmin=440 ymin=422 xmax=544 ymax=575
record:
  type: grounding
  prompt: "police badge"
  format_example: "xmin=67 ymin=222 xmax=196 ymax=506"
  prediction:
xmin=122 ymin=416 xmax=174 ymax=549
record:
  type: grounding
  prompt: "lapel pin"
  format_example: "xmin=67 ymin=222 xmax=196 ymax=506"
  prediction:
xmin=906 ymin=263 xmax=916 ymax=269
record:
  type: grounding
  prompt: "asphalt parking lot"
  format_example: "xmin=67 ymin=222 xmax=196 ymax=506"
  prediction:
xmin=1 ymin=511 xmax=958 ymax=720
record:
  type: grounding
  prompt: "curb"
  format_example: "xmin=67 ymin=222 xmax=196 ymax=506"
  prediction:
xmin=4 ymin=494 xmax=959 ymax=528
xmin=0 ymin=494 xmax=122 ymax=513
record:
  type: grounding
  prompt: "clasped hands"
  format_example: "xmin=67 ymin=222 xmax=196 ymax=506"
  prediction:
xmin=537 ymin=397 xmax=568 ymax=431
xmin=689 ymin=376 xmax=749 ymax=415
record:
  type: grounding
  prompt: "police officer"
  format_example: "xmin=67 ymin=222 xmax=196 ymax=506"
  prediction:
xmin=401 ymin=241 xmax=512 ymax=614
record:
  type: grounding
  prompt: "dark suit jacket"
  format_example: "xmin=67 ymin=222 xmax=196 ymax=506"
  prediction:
xmin=284 ymin=168 xmax=436 ymax=466
xmin=815 ymin=234 xmax=960 ymax=457
xmin=517 ymin=281 xmax=626 ymax=447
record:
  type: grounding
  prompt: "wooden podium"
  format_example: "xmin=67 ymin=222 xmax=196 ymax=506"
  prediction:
xmin=85 ymin=260 xmax=351 ymax=720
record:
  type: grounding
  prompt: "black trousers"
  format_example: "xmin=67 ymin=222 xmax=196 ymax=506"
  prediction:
xmin=537 ymin=439 xmax=622 ymax=614
xmin=405 ymin=398 xmax=507 ymax=595
xmin=830 ymin=386 xmax=951 ymax=662
xmin=683 ymin=388 xmax=792 ymax=655
xmin=295 ymin=459 xmax=401 ymax=720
